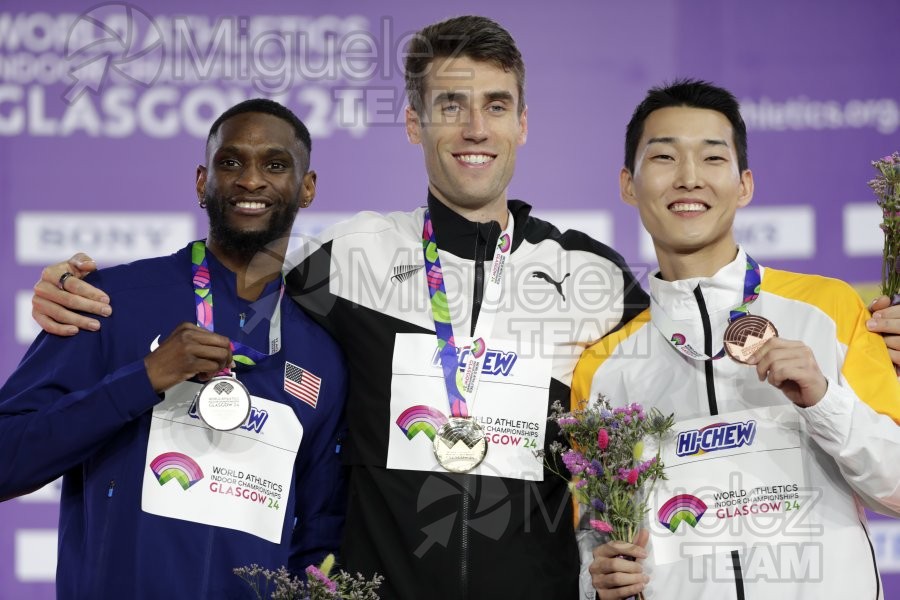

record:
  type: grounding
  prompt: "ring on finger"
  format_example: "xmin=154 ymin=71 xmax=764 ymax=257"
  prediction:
xmin=58 ymin=271 xmax=75 ymax=291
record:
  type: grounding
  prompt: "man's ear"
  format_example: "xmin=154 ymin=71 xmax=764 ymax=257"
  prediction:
xmin=300 ymin=170 xmax=317 ymax=208
xmin=620 ymin=167 xmax=638 ymax=207
xmin=196 ymin=165 xmax=207 ymax=202
xmin=738 ymin=169 xmax=754 ymax=208
xmin=406 ymin=105 xmax=422 ymax=144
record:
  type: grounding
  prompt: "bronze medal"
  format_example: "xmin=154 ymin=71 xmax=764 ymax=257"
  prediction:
xmin=433 ymin=417 xmax=488 ymax=473
xmin=723 ymin=315 xmax=778 ymax=364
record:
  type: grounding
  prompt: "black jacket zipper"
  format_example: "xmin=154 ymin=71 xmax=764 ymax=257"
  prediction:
xmin=693 ymin=285 xmax=744 ymax=599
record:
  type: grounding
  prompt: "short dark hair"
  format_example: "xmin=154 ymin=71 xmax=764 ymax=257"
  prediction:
xmin=624 ymin=78 xmax=748 ymax=173
xmin=405 ymin=15 xmax=525 ymax=116
xmin=207 ymin=98 xmax=312 ymax=161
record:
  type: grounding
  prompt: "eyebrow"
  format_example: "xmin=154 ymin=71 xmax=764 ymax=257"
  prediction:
xmin=215 ymin=145 xmax=293 ymax=157
xmin=431 ymin=90 xmax=515 ymax=106
xmin=646 ymin=136 xmax=729 ymax=147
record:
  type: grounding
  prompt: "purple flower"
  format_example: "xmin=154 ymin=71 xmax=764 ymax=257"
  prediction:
xmin=590 ymin=519 xmax=614 ymax=533
xmin=590 ymin=460 xmax=604 ymax=476
xmin=306 ymin=565 xmax=338 ymax=593
xmin=639 ymin=457 xmax=658 ymax=473
xmin=575 ymin=479 xmax=588 ymax=489
xmin=557 ymin=417 xmax=578 ymax=426
xmin=591 ymin=498 xmax=607 ymax=512
xmin=600 ymin=409 xmax=612 ymax=419
xmin=562 ymin=450 xmax=589 ymax=475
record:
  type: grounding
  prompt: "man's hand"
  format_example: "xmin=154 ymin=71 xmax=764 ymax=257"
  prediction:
xmin=144 ymin=323 xmax=234 ymax=393
xmin=590 ymin=530 xmax=650 ymax=599
xmin=748 ymin=338 xmax=827 ymax=408
xmin=32 ymin=253 xmax=109 ymax=335
xmin=868 ymin=295 xmax=900 ymax=373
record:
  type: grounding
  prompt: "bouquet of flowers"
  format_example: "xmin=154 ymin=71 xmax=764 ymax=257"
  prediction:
xmin=234 ymin=554 xmax=383 ymax=600
xmin=543 ymin=395 xmax=674 ymax=545
xmin=869 ymin=151 xmax=900 ymax=302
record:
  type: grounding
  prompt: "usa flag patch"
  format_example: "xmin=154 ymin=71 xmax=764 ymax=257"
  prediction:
xmin=284 ymin=361 xmax=322 ymax=408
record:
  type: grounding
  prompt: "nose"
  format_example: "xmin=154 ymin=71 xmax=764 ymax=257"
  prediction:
xmin=674 ymin=157 xmax=703 ymax=190
xmin=235 ymin=162 xmax=266 ymax=191
xmin=462 ymin=108 xmax=488 ymax=143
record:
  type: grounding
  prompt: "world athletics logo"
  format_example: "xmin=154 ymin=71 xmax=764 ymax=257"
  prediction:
xmin=149 ymin=452 xmax=204 ymax=490
xmin=658 ymin=494 xmax=707 ymax=532
xmin=395 ymin=405 xmax=449 ymax=442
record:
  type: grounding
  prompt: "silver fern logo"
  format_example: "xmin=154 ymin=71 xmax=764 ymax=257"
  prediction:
xmin=391 ymin=264 xmax=424 ymax=284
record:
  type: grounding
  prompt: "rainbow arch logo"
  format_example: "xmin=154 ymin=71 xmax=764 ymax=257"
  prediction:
xmin=149 ymin=452 xmax=204 ymax=490
xmin=470 ymin=338 xmax=487 ymax=359
xmin=396 ymin=405 xmax=449 ymax=442
xmin=658 ymin=494 xmax=707 ymax=532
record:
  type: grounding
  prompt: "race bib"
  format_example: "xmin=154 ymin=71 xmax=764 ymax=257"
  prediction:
xmin=142 ymin=381 xmax=303 ymax=543
xmin=386 ymin=333 xmax=551 ymax=481
xmin=646 ymin=405 xmax=812 ymax=565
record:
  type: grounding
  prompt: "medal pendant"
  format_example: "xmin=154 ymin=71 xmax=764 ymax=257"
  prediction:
xmin=194 ymin=375 xmax=252 ymax=431
xmin=724 ymin=315 xmax=779 ymax=364
xmin=433 ymin=417 xmax=488 ymax=473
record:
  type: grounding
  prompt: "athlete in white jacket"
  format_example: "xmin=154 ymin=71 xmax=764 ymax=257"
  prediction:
xmin=572 ymin=79 xmax=900 ymax=600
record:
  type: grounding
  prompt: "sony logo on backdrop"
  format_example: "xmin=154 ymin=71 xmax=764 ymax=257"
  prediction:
xmin=15 ymin=212 xmax=196 ymax=265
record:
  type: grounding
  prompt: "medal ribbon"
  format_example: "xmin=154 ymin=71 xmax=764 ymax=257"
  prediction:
xmin=422 ymin=210 xmax=514 ymax=417
xmin=191 ymin=240 xmax=284 ymax=373
xmin=653 ymin=254 xmax=762 ymax=361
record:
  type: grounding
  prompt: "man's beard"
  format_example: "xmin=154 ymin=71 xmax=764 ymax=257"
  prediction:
xmin=204 ymin=191 xmax=300 ymax=263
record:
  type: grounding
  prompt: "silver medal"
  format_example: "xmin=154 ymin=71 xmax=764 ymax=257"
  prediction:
xmin=194 ymin=375 xmax=251 ymax=431
xmin=433 ymin=417 xmax=488 ymax=473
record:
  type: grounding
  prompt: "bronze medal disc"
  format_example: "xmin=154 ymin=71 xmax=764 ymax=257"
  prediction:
xmin=723 ymin=315 xmax=778 ymax=364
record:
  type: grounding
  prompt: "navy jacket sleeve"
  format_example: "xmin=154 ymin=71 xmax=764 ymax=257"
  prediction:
xmin=0 ymin=322 xmax=160 ymax=499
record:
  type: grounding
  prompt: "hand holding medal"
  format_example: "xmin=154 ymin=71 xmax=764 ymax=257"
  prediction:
xmin=143 ymin=322 xmax=234 ymax=394
xmin=745 ymin=337 xmax=828 ymax=408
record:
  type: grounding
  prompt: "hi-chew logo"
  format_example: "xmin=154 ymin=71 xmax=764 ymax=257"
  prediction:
xmin=676 ymin=420 xmax=757 ymax=457
xmin=396 ymin=405 xmax=449 ymax=442
xmin=658 ymin=494 xmax=707 ymax=532
xmin=150 ymin=452 xmax=204 ymax=490
xmin=430 ymin=345 xmax=518 ymax=376
xmin=188 ymin=401 xmax=269 ymax=434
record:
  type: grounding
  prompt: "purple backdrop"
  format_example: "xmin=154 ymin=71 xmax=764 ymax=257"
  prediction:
xmin=1 ymin=0 xmax=898 ymax=597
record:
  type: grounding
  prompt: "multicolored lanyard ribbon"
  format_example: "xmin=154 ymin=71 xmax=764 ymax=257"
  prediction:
xmin=422 ymin=210 xmax=514 ymax=417
xmin=652 ymin=254 xmax=762 ymax=361
xmin=191 ymin=240 xmax=283 ymax=371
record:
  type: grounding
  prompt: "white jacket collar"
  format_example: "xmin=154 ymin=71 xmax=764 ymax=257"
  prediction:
xmin=649 ymin=246 xmax=760 ymax=321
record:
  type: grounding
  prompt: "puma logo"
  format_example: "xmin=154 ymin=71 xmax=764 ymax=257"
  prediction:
xmin=531 ymin=271 xmax=571 ymax=301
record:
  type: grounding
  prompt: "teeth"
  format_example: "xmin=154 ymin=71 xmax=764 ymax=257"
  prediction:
xmin=457 ymin=154 xmax=493 ymax=164
xmin=670 ymin=202 xmax=707 ymax=213
xmin=236 ymin=201 xmax=266 ymax=209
